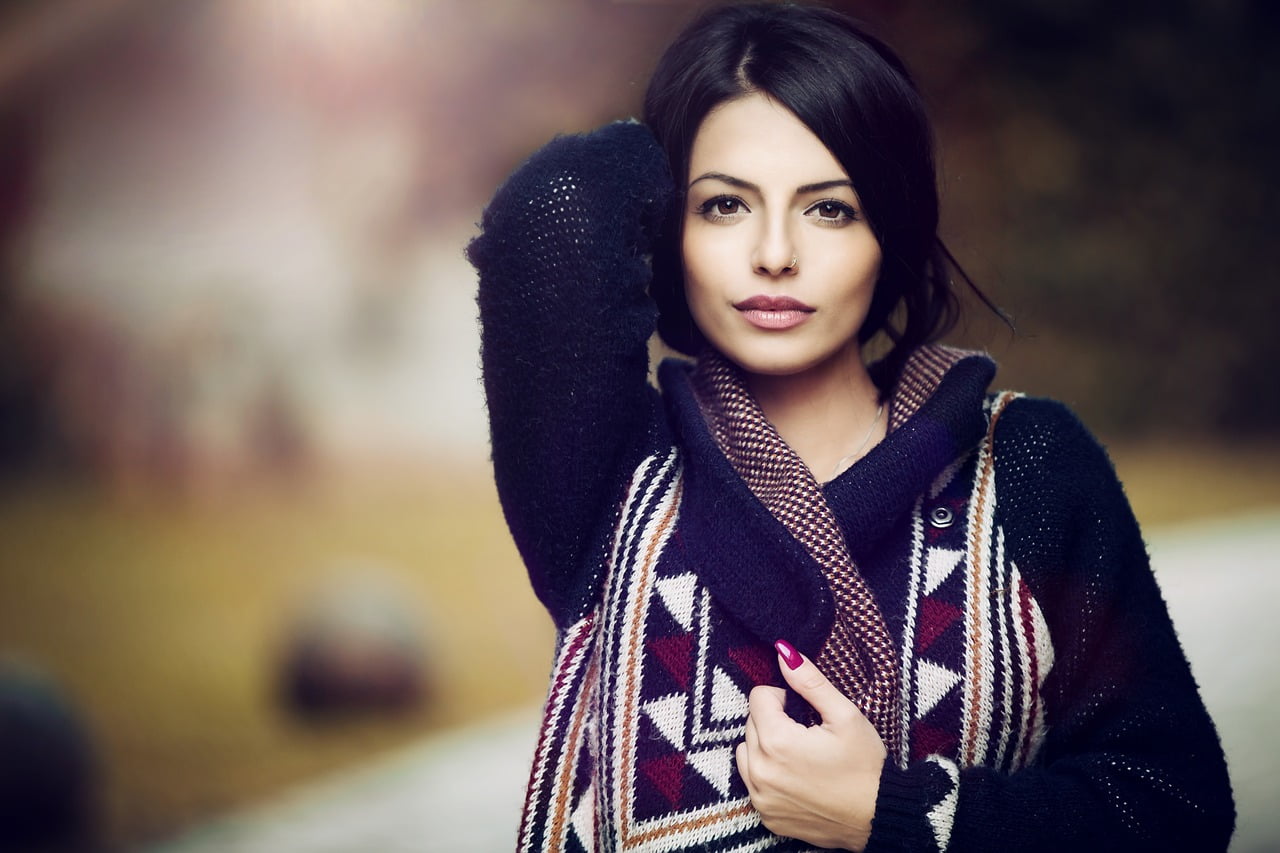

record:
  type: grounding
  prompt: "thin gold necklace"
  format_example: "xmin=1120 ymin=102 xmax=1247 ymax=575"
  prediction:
xmin=830 ymin=403 xmax=884 ymax=479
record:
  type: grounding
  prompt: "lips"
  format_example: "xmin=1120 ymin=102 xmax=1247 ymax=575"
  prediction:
xmin=734 ymin=295 xmax=814 ymax=312
xmin=733 ymin=294 xmax=814 ymax=331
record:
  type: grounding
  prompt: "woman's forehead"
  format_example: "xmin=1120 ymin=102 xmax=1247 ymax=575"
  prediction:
xmin=688 ymin=93 xmax=849 ymax=190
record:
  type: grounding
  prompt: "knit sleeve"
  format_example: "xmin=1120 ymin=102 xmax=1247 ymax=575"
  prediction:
xmin=866 ymin=399 xmax=1234 ymax=853
xmin=467 ymin=121 xmax=674 ymax=626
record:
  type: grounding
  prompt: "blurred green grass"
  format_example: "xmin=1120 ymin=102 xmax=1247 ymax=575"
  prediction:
xmin=1 ymin=442 xmax=1277 ymax=848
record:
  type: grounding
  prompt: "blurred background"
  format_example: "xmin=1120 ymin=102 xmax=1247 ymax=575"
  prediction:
xmin=0 ymin=0 xmax=1277 ymax=849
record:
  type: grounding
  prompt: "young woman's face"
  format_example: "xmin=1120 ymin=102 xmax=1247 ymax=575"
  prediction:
xmin=681 ymin=92 xmax=882 ymax=379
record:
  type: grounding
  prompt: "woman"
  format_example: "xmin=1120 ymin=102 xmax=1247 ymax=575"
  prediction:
xmin=468 ymin=4 xmax=1234 ymax=851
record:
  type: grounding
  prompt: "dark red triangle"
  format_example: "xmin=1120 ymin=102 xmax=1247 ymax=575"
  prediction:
xmin=916 ymin=597 xmax=962 ymax=653
xmin=910 ymin=722 xmax=959 ymax=762
xmin=728 ymin=644 xmax=774 ymax=687
xmin=650 ymin=633 xmax=693 ymax=691
xmin=640 ymin=752 xmax=687 ymax=809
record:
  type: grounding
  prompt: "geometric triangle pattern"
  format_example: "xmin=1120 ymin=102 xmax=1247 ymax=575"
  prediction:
xmin=655 ymin=574 xmax=697 ymax=633
xmin=518 ymin=449 xmax=812 ymax=851
xmin=688 ymin=747 xmax=735 ymax=798
xmin=916 ymin=598 xmax=961 ymax=654
xmin=923 ymin=547 xmax=963 ymax=595
xmin=517 ymin=386 xmax=1070 ymax=851
xmin=642 ymin=694 xmax=687 ymax=751
xmin=623 ymin=545 xmax=781 ymax=835
xmin=907 ymin=450 xmax=979 ymax=769
xmin=650 ymin=634 xmax=693 ymax=692
xmin=639 ymin=753 xmax=686 ymax=810
xmin=925 ymin=756 xmax=961 ymax=852
xmin=710 ymin=668 xmax=749 ymax=722
xmin=909 ymin=534 xmax=970 ymax=768
xmin=916 ymin=660 xmax=961 ymax=718
xmin=901 ymin=396 xmax=1056 ymax=776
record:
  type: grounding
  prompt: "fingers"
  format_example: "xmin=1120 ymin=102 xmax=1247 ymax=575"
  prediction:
xmin=774 ymin=639 xmax=857 ymax=726
xmin=748 ymin=684 xmax=787 ymax=716
xmin=744 ymin=694 xmax=761 ymax=750
xmin=734 ymin=741 xmax=751 ymax=790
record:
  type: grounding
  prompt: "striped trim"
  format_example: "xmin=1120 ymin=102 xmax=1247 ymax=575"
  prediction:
xmin=519 ymin=449 xmax=684 ymax=852
xmin=895 ymin=455 xmax=966 ymax=769
xmin=897 ymin=497 xmax=929 ymax=770
xmin=901 ymin=390 xmax=1056 ymax=774
xmin=607 ymin=453 xmax=686 ymax=847
xmin=959 ymin=393 xmax=1010 ymax=765
xmin=991 ymin=527 xmax=1016 ymax=769
xmin=518 ymin=612 xmax=599 ymax=851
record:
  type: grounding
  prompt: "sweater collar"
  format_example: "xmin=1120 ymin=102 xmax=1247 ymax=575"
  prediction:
xmin=658 ymin=345 xmax=996 ymax=654
xmin=824 ymin=346 xmax=997 ymax=560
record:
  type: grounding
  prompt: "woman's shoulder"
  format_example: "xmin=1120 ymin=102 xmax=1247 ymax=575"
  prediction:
xmin=992 ymin=393 xmax=1109 ymax=464
xmin=989 ymin=392 xmax=1134 ymax=526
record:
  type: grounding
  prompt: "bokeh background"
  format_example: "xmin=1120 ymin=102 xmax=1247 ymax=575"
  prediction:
xmin=0 ymin=0 xmax=1277 ymax=849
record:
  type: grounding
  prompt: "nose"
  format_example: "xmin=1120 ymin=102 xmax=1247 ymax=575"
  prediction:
xmin=752 ymin=219 xmax=797 ymax=278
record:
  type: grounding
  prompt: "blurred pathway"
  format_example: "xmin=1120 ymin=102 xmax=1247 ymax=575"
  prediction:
xmin=150 ymin=510 xmax=1280 ymax=853
xmin=148 ymin=706 xmax=538 ymax=853
xmin=1146 ymin=510 xmax=1280 ymax=853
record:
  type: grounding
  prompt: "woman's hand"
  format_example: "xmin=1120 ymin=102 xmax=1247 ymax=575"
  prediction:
xmin=735 ymin=640 xmax=887 ymax=852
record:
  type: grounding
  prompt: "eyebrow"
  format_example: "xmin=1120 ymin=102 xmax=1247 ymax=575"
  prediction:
xmin=687 ymin=171 xmax=855 ymax=195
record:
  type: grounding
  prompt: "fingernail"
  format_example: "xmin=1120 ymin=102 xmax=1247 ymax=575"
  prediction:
xmin=774 ymin=639 xmax=803 ymax=670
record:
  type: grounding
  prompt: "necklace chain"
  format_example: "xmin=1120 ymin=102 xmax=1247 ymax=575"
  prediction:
xmin=830 ymin=403 xmax=884 ymax=479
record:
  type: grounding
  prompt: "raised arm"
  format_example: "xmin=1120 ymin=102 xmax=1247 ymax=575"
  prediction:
xmin=467 ymin=121 xmax=674 ymax=626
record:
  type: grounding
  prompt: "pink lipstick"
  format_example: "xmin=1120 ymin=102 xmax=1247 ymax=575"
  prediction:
xmin=734 ymin=295 xmax=814 ymax=330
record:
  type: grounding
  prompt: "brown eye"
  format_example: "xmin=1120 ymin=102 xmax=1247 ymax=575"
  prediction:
xmin=807 ymin=199 xmax=858 ymax=225
xmin=695 ymin=195 xmax=748 ymax=221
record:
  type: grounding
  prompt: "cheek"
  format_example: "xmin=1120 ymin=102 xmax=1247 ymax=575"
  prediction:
xmin=680 ymin=228 xmax=719 ymax=306
xmin=681 ymin=267 xmax=715 ymax=329
xmin=828 ymin=237 xmax=882 ymax=292
xmin=680 ymin=225 xmax=710 ymax=277
xmin=678 ymin=246 xmax=725 ymax=340
xmin=681 ymin=225 xmax=740 ymax=284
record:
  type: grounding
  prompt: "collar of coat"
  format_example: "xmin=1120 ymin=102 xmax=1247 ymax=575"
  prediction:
xmin=656 ymin=345 xmax=997 ymax=661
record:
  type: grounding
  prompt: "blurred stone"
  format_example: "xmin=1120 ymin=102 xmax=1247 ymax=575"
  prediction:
xmin=278 ymin=571 xmax=431 ymax=718
xmin=0 ymin=658 xmax=98 ymax=849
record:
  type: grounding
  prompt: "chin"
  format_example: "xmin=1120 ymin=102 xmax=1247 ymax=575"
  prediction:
xmin=718 ymin=349 xmax=827 ymax=378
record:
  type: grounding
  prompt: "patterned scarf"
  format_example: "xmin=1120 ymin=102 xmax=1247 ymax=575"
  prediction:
xmin=689 ymin=349 xmax=903 ymax=755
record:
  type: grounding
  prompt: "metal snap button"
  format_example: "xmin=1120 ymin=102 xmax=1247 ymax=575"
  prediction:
xmin=929 ymin=506 xmax=955 ymax=528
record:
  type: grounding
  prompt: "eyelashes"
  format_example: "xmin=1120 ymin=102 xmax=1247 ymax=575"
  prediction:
xmin=807 ymin=200 xmax=859 ymax=224
xmin=693 ymin=195 xmax=747 ymax=222
xmin=691 ymin=194 xmax=861 ymax=226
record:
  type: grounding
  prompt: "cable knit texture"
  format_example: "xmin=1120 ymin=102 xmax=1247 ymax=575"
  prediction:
xmin=468 ymin=122 xmax=1235 ymax=852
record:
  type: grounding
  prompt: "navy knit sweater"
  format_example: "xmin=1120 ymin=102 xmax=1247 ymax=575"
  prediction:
xmin=469 ymin=121 xmax=1234 ymax=852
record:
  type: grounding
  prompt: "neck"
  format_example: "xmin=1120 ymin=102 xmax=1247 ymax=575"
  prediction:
xmin=744 ymin=345 xmax=885 ymax=482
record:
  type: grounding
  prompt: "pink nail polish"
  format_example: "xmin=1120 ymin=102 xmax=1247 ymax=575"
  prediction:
xmin=775 ymin=639 xmax=803 ymax=670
